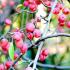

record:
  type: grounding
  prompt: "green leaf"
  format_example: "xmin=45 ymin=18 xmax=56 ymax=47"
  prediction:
xmin=21 ymin=0 xmax=24 ymax=4
xmin=60 ymin=52 xmax=70 ymax=66
xmin=21 ymin=11 xmax=27 ymax=28
xmin=9 ymin=42 xmax=14 ymax=61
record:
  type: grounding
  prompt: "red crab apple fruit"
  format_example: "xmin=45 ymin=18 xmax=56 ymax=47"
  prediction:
xmin=1 ymin=38 xmax=8 ymax=48
xmin=26 ymin=23 xmax=35 ymax=32
xmin=58 ymin=14 xmax=66 ymax=23
xmin=33 ymin=29 xmax=41 ymax=38
xmin=5 ymin=18 xmax=11 ymax=25
xmin=62 ymin=8 xmax=70 ymax=15
xmin=5 ymin=61 xmax=13 ymax=69
xmin=29 ymin=4 xmax=37 ymax=12
xmin=23 ymin=1 xmax=29 ymax=7
xmin=9 ymin=0 xmax=15 ymax=7
xmin=20 ymin=43 xmax=28 ymax=54
xmin=39 ymin=54 xmax=46 ymax=62
xmin=66 ymin=21 xmax=70 ymax=28
xmin=0 ymin=64 xmax=5 ymax=70
xmin=42 ymin=49 xmax=48 ymax=56
xmin=27 ymin=32 xmax=33 ymax=40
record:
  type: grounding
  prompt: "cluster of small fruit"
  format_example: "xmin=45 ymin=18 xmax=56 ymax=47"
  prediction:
xmin=4 ymin=17 xmax=42 ymax=40
xmin=53 ymin=2 xmax=70 ymax=28
xmin=0 ymin=0 xmax=15 ymax=8
xmin=0 ymin=16 xmax=42 ymax=69
xmin=0 ymin=0 xmax=15 ymax=14
xmin=23 ymin=0 xmax=53 ymax=12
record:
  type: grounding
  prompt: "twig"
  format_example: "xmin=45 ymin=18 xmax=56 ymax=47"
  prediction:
xmin=40 ymin=0 xmax=49 ymax=8
xmin=9 ymin=33 xmax=70 ymax=70
xmin=23 ymin=52 xmax=70 ymax=69
xmin=11 ymin=53 xmax=23 ymax=67
xmin=32 ymin=0 xmax=58 ymax=70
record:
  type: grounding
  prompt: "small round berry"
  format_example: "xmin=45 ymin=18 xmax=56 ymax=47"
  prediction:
xmin=9 ymin=0 xmax=15 ymax=7
xmin=2 ymin=43 xmax=10 ymax=52
xmin=20 ymin=43 xmax=28 ymax=54
xmin=5 ymin=61 xmax=13 ymax=69
xmin=20 ymin=32 xmax=25 ymax=38
xmin=12 ymin=32 xmax=22 ymax=41
xmin=66 ymin=21 xmax=70 ymax=28
xmin=35 ymin=0 xmax=41 ymax=5
xmin=53 ymin=7 xmax=60 ymax=14
xmin=33 ymin=29 xmax=41 ymax=38
xmin=45 ymin=1 xmax=51 ymax=7
xmin=26 ymin=23 xmax=35 ymax=32
xmin=62 ymin=8 xmax=70 ymax=15
xmin=1 ymin=38 xmax=8 ymax=48
xmin=58 ymin=14 xmax=66 ymax=23
xmin=42 ymin=49 xmax=48 ymax=56
xmin=56 ymin=3 xmax=63 ymax=10
xmin=0 ymin=64 xmax=5 ymax=70
xmin=39 ymin=54 xmax=46 ymax=62
xmin=23 ymin=1 xmax=29 ymax=7
xmin=14 ymin=53 xmax=18 ymax=60
xmin=29 ymin=4 xmax=37 ymax=12
xmin=27 ymin=33 xmax=33 ymax=40
xmin=1 ymin=3 xmax=6 ymax=8
xmin=5 ymin=18 xmax=11 ymax=25
xmin=59 ymin=22 xmax=65 ymax=27
xmin=28 ymin=0 xmax=34 ymax=3
xmin=15 ymin=40 xmax=23 ymax=49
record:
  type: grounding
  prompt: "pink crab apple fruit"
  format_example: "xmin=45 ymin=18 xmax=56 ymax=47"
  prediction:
xmin=26 ymin=23 xmax=35 ymax=32
xmin=0 ymin=64 xmax=5 ymax=70
xmin=28 ymin=0 xmax=34 ymax=3
xmin=27 ymin=32 xmax=33 ymax=40
xmin=20 ymin=43 xmax=28 ymax=54
xmin=5 ymin=61 xmax=13 ymax=69
xmin=1 ymin=3 xmax=7 ymax=8
xmin=12 ymin=32 xmax=23 ymax=41
xmin=14 ymin=53 xmax=18 ymax=60
xmin=39 ymin=54 xmax=46 ymax=62
xmin=66 ymin=21 xmax=70 ymax=28
xmin=29 ymin=4 xmax=37 ymax=12
xmin=45 ymin=1 xmax=51 ymax=7
xmin=1 ymin=38 xmax=8 ymax=48
xmin=56 ymin=3 xmax=63 ymax=10
xmin=2 ymin=43 xmax=10 ymax=52
xmin=58 ymin=14 xmax=66 ymax=23
xmin=15 ymin=39 xmax=23 ymax=49
xmin=35 ymin=0 xmax=41 ymax=5
xmin=5 ymin=18 xmax=12 ymax=25
xmin=41 ymin=49 xmax=48 ymax=56
xmin=9 ymin=0 xmax=15 ymax=7
xmin=53 ymin=7 xmax=60 ymax=14
xmin=59 ymin=22 xmax=65 ymax=27
xmin=33 ymin=29 xmax=41 ymax=38
xmin=23 ymin=1 xmax=29 ymax=7
xmin=62 ymin=8 xmax=70 ymax=15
